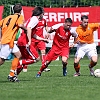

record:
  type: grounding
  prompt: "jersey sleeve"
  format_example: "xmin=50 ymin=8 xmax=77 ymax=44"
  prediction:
xmin=70 ymin=28 xmax=78 ymax=38
xmin=90 ymin=23 xmax=99 ymax=31
xmin=27 ymin=16 xmax=39 ymax=29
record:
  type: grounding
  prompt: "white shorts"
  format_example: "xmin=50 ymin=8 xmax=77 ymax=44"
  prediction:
xmin=75 ymin=43 xmax=97 ymax=59
xmin=0 ymin=44 xmax=19 ymax=59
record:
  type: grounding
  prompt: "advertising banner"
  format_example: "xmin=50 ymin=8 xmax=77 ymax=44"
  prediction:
xmin=0 ymin=6 xmax=4 ymax=20
xmin=22 ymin=6 xmax=100 ymax=46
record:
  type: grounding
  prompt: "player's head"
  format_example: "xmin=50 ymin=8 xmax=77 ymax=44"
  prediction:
xmin=64 ymin=18 xmax=73 ymax=30
xmin=13 ymin=3 xmax=22 ymax=13
xmin=32 ymin=6 xmax=44 ymax=19
xmin=81 ymin=15 xmax=88 ymax=28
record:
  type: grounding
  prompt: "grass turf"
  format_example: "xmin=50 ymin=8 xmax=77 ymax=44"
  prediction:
xmin=0 ymin=56 xmax=100 ymax=100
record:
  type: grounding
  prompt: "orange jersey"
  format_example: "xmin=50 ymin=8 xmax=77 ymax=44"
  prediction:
xmin=76 ymin=23 xmax=99 ymax=44
xmin=0 ymin=13 xmax=24 ymax=48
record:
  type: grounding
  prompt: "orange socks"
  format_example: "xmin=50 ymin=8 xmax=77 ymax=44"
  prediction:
xmin=74 ymin=63 xmax=80 ymax=73
xmin=9 ymin=58 xmax=19 ymax=77
xmin=89 ymin=61 xmax=97 ymax=68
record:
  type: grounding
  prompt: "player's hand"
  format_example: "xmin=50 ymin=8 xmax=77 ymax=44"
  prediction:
xmin=43 ymin=39 xmax=49 ymax=43
xmin=45 ymin=33 xmax=50 ymax=39
xmin=26 ymin=41 xmax=31 ymax=48
xmin=69 ymin=43 xmax=75 ymax=48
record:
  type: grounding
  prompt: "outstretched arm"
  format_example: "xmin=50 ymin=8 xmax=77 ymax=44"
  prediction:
xmin=33 ymin=34 xmax=49 ymax=43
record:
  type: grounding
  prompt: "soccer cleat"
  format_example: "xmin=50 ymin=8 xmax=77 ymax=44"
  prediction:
xmin=88 ymin=65 xmax=94 ymax=76
xmin=7 ymin=75 xmax=19 ymax=82
xmin=23 ymin=65 xmax=28 ymax=72
xmin=43 ymin=68 xmax=50 ymax=72
xmin=89 ymin=68 xmax=94 ymax=76
xmin=74 ymin=72 xmax=80 ymax=77
xmin=23 ymin=68 xmax=28 ymax=72
xmin=36 ymin=73 xmax=41 ymax=78
xmin=63 ymin=67 xmax=67 ymax=76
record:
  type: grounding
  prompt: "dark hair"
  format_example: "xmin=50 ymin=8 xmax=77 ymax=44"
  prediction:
xmin=13 ymin=3 xmax=22 ymax=13
xmin=65 ymin=18 xmax=73 ymax=23
xmin=81 ymin=15 xmax=88 ymax=21
xmin=32 ymin=6 xmax=44 ymax=16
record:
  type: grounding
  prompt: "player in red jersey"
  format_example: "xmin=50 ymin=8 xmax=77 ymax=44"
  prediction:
xmin=36 ymin=18 xmax=78 ymax=77
xmin=23 ymin=15 xmax=50 ymax=72
xmin=16 ymin=6 xmax=49 ymax=76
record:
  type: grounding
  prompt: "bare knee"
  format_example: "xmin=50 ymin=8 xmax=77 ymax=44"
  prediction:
xmin=74 ymin=57 xmax=80 ymax=65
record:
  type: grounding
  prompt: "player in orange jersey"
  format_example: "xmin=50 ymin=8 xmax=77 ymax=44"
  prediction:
xmin=0 ymin=3 xmax=27 ymax=82
xmin=73 ymin=15 xmax=100 ymax=77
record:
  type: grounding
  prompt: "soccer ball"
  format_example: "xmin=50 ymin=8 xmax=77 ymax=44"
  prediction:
xmin=94 ymin=69 xmax=100 ymax=77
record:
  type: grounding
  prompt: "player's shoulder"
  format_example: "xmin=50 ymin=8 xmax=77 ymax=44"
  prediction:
xmin=88 ymin=23 xmax=99 ymax=27
xmin=31 ymin=16 xmax=39 ymax=21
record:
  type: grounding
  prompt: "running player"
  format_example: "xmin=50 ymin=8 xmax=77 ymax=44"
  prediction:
xmin=73 ymin=15 xmax=100 ymax=77
xmin=0 ymin=3 xmax=27 ymax=82
xmin=36 ymin=18 xmax=78 ymax=77
xmin=16 ymin=6 xmax=49 ymax=76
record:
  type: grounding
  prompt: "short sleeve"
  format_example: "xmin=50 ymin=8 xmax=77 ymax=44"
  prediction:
xmin=27 ymin=16 xmax=39 ymax=29
xmin=70 ymin=28 xmax=78 ymax=37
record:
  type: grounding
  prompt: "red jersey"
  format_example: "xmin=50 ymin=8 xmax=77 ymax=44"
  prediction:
xmin=52 ymin=26 xmax=71 ymax=49
xmin=31 ymin=18 xmax=47 ymax=42
xmin=17 ymin=16 xmax=39 ymax=46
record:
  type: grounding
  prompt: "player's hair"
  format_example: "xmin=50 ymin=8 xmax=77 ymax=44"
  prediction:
xmin=32 ymin=6 xmax=44 ymax=16
xmin=81 ymin=15 xmax=88 ymax=21
xmin=65 ymin=18 xmax=73 ymax=23
xmin=13 ymin=3 xmax=22 ymax=13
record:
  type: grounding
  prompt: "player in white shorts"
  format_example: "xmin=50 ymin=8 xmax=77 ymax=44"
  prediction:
xmin=73 ymin=15 xmax=100 ymax=77
xmin=0 ymin=44 xmax=19 ymax=60
xmin=75 ymin=43 xmax=97 ymax=60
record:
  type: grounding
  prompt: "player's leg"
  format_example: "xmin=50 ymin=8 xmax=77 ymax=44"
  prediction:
xmin=62 ymin=56 xmax=68 ymax=76
xmin=87 ymin=44 xmax=98 ymax=75
xmin=17 ymin=45 xmax=40 ymax=75
xmin=40 ymin=49 xmax=50 ymax=72
xmin=74 ymin=47 xmax=85 ymax=77
xmin=36 ymin=48 xmax=57 ymax=77
xmin=38 ymin=41 xmax=50 ymax=72
xmin=8 ymin=44 xmax=21 ymax=82
xmin=62 ymin=48 xmax=70 ymax=76
xmin=0 ymin=44 xmax=9 ymax=65
xmin=36 ymin=60 xmax=51 ymax=77
xmin=74 ymin=57 xmax=81 ymax=76
xmin=89 ymin=56 xmax=97 ymax=76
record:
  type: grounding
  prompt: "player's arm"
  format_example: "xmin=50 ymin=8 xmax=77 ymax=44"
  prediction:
xmin=69 ymin=28 xmax=78 ymax=48
xmin=27 ymin=16 xmax=39 ymax=46
xmin=48 ymin=27 xmax=56 ymax=33
xmin=33 ymin=34 xmax=49 ymax=43
xmin=19 ymin=24 xmax=27 ymax=33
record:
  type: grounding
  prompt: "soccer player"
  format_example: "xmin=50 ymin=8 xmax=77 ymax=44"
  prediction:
xmin=22 ymin=15 xmax=50 ymax=72
xmin=36 ymin=18 xmax=78 ymax=77
xmin=16 ymin=6 xmax=49 ymax=75
xmin=0 ymin=3 xmax=27 ymax=82
xmin=73 ymin=15 xmax=100 ymax=77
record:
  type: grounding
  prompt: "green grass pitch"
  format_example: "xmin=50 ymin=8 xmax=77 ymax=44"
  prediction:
xmin=0 ymin=55 xmax=100 ymax=100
